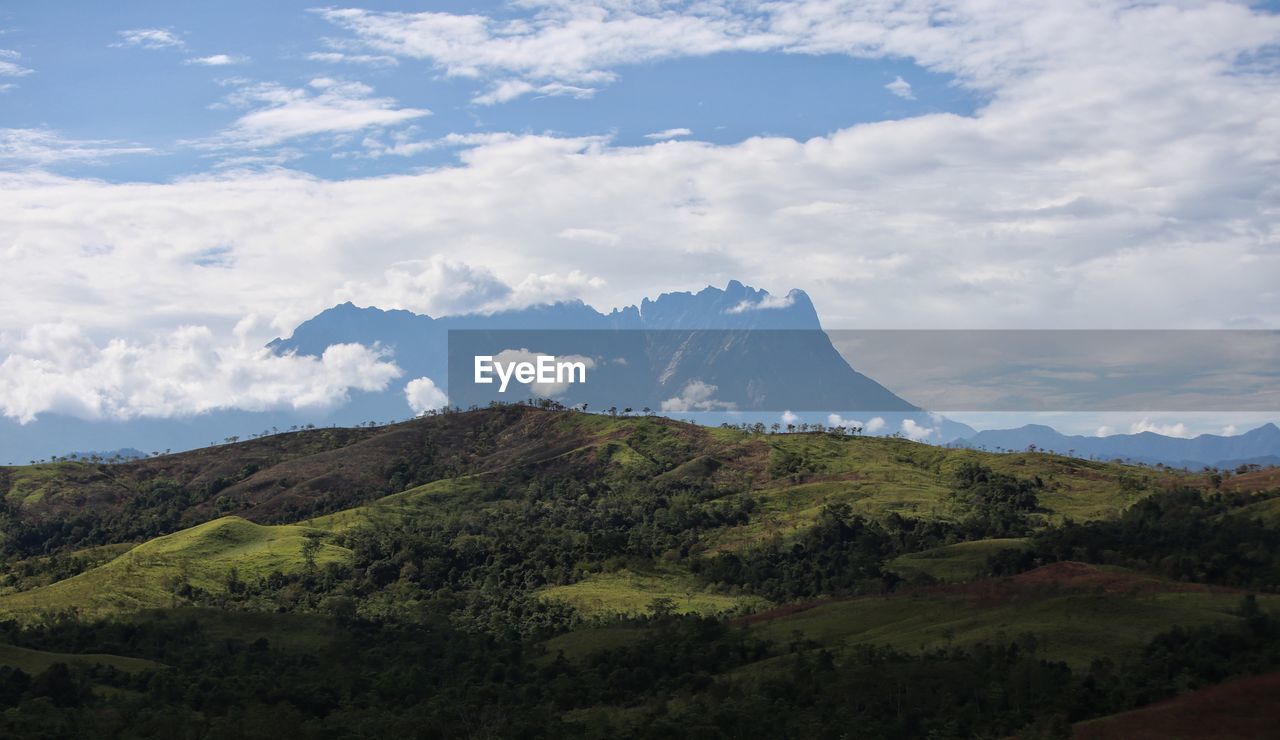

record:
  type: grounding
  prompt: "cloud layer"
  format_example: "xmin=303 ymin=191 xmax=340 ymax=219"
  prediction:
xmin=0 ymin=324 xmax=401 ymax=423
xmin=2 ymin=0 xmax=1279 ymax=423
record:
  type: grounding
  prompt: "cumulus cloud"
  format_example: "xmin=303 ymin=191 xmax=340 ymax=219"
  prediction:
xmin=185 ymin=54 xmax=248 ymax=66
xmin=662 ymin=381 xmax=736 ymax=412
xmin=885 ymin=76 xmax=914 ymax=100
xmin=113 ymin=28 xmax=185 ymax=50
xmin=901 ymin=418 xmax=936 ymax=440
xmin=336 ymin=256 xmax=607 ymax=317
xmin=827 ymin=413 xmax=859 ymax=429
xmin=1 ymin=0 xmax=1278 ymax=356
xmin=202 ymin=77 xmax=430 ymax=148
xmin=0 ymin=324 xmax=402 ymax=423
xmin=826 ymin=413 xmax=885 ymax=433
xmin=404 ymin=376 xmax=448 ymax=414
xmin=1129 ymin=418 xmax=1193 ymax=438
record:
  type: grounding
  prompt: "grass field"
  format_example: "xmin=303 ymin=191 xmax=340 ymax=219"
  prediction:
xmin=704 ymin=435 xmax=1161 ymax=554
xmin=539 ymin=567 xmax=769 ymax=618
xmin=0 ymin=643 xmax=162 ymax=674
xmin=0 ymin=517 xmax=349 ymax=621
xmin=744 ymin=564 xmax=1270 ymax=668
xmin=887 ymin=538 xmax=1028 ymax=583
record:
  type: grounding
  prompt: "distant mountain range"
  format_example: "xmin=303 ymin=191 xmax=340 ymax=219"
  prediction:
xmin=2 ymin=280 xmax=1276 ymax=467
xmin=957 ymin=423 xmax=1280 ymax=469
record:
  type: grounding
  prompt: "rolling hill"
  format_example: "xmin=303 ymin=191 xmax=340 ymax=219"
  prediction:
xmin=1 ymin=406 xmax=1278 ymax=736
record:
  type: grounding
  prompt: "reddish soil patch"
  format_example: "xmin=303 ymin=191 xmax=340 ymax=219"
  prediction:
xmin=732 ymin=562 xmax=1233 ymax=625
xmin=1221 ymin=466 xmax=1280 ymax=493
xmin=936 ymin=562 xmax=1233 ymax=609
xmin=1073 ymin=672 xmax=1280 ymax=739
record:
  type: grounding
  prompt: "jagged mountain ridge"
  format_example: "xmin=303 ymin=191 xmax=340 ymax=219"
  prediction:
xmin=270 ymin=280 xmax=916 ymax=415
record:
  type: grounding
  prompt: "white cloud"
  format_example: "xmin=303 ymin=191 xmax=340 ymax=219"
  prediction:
xmin=662 ymin=381 xmax=736 ymax=412
xmin=306 ymin=52 xmax=399 ymax=66
xmin=185 ymin=54 xmax=248 ymax=66
xmin=0 ymin=49 xmax=33 ymax=78
xmin=644 ymin=128 xmax=692 ymax=140
xmin=1129 ymin=418 xmax=1193 ymax=438
xmin=203 ymin=77 xmax=430 ymax=148
xmin=0 ymin=0 xmax=1278 ymax=372
xmin=1095 ymin=425 xmax=1113 ymax=437
xmin=320 ymin=1 xmax=1280 ymax=110
xmin=557 ymin=227 xmax=621 ymax=246
xmin=726 ymin=292 xmax=797 ymax=314
xmin=0 ymin=129 xmax=152 ymax=165
xmin=826 ymin=414 xmax=884 ymax=433
xmin=404 ymin=376 xmax=448 ymax=414
xmin=885 ymin=76 xmax=914 ymax=100
xmin=901 ymin=418 xmax=936 ymax=440
xmin=113 ymin=28 xmax=185 ymax=50
xmin=337 ymin=256 xmax=513 ymax=316
xmin=313 ymin=4 xmax=778 ymax=98
xmin=471 ymin=79 xmax=597 ymax=105
xmin=1221 ymin=424 xmax=1238 ymax=436
xmin=0 ymin=324 xmax=401 ymax=423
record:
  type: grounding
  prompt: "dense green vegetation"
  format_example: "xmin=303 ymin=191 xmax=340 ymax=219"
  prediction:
xmin=989 ymin=487 xmax=1280 ymax=590
xmin=0 ymin=406 xmax=1277 ymax=737
xmin=0 ymin=599 xmax=1278 ymax=738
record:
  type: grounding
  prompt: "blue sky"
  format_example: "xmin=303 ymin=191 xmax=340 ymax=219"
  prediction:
xmin=1 ymin=1 xmax=1279 ymax=442
xmin=1 ymin=1 xmax=975 ymax=182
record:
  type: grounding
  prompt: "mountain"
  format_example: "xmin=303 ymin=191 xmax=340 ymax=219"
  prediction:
xmin=270 ymin=280 xmax=958 ymax=426
xmin=3 ymin=281 xmax=957 ymax=464
xmin=959 ymin=422 xmax=1280 ymax=468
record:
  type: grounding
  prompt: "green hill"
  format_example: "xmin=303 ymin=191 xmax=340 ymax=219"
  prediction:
xmin=1 ymin=407 xmax=1278 ymax=736
xmin=0 ymin=516 xmax=347 ymax=621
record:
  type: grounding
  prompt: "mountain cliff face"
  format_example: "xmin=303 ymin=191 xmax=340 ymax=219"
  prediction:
xmin=270 ymin=281 xmax=916 ymax=414
xmin=959 ymin=422 xmax=1280 ymax=468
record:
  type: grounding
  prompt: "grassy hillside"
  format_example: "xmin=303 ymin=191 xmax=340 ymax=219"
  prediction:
xmin=0 ymin=408 xmax=1276 ymax=736
xmin=887 ymin=537 xmax=1028 ymax=583
xmin=0 ymin=407 xmax=1259 ymax=628
xmin=743 ymin=562 xmax=1269 ymax=668
xmin=0 ymin=644 xmax=161 ymax=675
xmin=0 ymin=517 xmax=347 ymax=621
xmin=539 ymin=567 xmax=770 ymax=618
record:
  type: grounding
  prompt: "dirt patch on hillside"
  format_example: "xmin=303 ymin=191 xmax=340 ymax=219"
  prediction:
xmin=733 ymin=561 xmax=1234 ymax=625
xmin=1073 ymin=671 xmax=1280 ymax=739
xmin=943 ymin=562 xmax=1234 ymax=608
